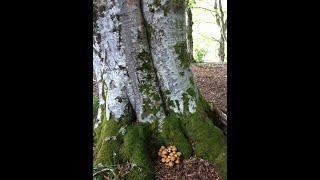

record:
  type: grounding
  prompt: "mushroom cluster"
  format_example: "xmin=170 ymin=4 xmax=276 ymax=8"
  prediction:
xmin=158 ymin=145 xmax=182 ymax=167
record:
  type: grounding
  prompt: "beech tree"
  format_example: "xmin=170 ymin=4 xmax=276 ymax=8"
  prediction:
xmin=93 ymin=0 xmax=227 ymax=179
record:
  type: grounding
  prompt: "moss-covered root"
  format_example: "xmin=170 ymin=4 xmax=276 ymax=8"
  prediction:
xmin=94 ymin=119 xmax=124 ymax=166
xmin=183 ymin=110 xmax=227 ymax=179
xmin=159 ymin=115 xmax=193 ymax=158
xmin=123 ymin=124 xmax=154 ymax=180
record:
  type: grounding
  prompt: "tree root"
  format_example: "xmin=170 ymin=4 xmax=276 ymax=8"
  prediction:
xmin=200 ymin=94 xmax=227 ymax=135
xmin=94 ymin=107 xmax=227 ymax=179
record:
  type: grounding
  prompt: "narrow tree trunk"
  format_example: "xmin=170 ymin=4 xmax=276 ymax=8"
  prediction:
xmin=187 ymin=7 xmax=194 ymax=63
xmin=93 ymin=0 xmax=227 ymax=179
xmin=218 ymin=33 xmax=225 ymax=63
xmin=215 ymin=0 xmax=227 ymax=63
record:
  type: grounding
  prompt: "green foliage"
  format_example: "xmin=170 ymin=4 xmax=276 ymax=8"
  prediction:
xmin=194 ymin=48 xmax=207 ymax=62
xmin=188 ymin=0 xmax=196 ymax=8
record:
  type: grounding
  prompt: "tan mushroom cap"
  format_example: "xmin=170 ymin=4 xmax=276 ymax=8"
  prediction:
xmin=170 ymin=156 xmax=176 ymax=161
xmin=159 ymin=145 xmax=183 ymax=167
xmin=162 ymin=150 xmax=168 ymax=155
xmin=172 ymin=146 xmax=177 ymax=151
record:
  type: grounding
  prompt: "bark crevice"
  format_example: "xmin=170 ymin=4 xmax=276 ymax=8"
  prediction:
xmin=139 ymin=0 xmax=169 ymax=116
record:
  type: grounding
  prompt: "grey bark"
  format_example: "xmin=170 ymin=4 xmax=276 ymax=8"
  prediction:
xmin=93 ymin=0 xmax=226 ymax=131
xmin=120 ymin=0 xmax=166 ymax=125
xmin=93 ymin=0 xmax=132 ymax=126
xmin=142 ymin=0 xmax=198 ymax=115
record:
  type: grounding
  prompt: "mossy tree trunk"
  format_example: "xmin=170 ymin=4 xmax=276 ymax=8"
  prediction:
xmin=93 ymin=0 xmax=227 ymax=179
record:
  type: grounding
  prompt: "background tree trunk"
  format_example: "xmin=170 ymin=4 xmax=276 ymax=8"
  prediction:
xmin=187 ymin=7 xmax=194 ymax=63
xmin=214 ymin=0 xmax=227 ymax=63
xmin=93 ymin=0 xmax=227 ymax=179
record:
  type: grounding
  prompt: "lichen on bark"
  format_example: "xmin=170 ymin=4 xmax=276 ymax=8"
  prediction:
xmin=120 ymin=0 xmax=166 ymax=125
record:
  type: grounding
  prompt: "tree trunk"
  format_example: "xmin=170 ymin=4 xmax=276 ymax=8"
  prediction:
xmin=218 ymin=33 xmax=225 ymax=63
xmin=93 ymin=0 xmax=226 ymax=179
xmin=187 ymin=7 xmax=194 ymax=63
xmin=215 ymin=0 xmax=227 ymax=63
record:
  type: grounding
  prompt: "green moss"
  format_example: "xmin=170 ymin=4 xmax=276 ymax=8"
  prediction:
xmin=123 ymin=124 xmax=154 ymax=179
xmin=93 ymin=123 xmax=102 ymax=147
xmin=163 ymin=5 xmax=169 ymax=16
xmin=150 ymin=119 xmax=159 ymax=132
xmin=189 ymin=76 xmax=195 ymax=86
xmin=146 ymin=74 xmax=153 ymax=81
xmin=198 ymin=93 xmax=226 ymax=134
xmin=153 ymin=0 xmax=161 ymax=7
xmin=168 ymin=100 xmax=175 ymax=108
xmin=139 ymin=84 xmax=149 ymax=94
xmin=93 ymin=96 xmax=99 ymax=121
xmin=165 ymin=89 xmax=171 ymax=95
xmin=181 ymin=105 xmax=227 ymax=179
xmin=94 ymin=118 xmax=124 ymax=166
xmin=186 ymin=87 xmax=196 ymax=97
xmin=182 ymin=93 xmax=190 ymax=112
xmin=145 ymin=23 xmax=154 ymax=40
xmin=137 ymin=50 xmax=152 ymax=71
xmin=215 ymin=151 xmax=227 ymax=180
xmin=141 ymin=97 xmax=162 ymax=120
xmin=154 ymin=94 xmax=161 ymax=101
xmin=136 ymin=49 xmax=163 ymax=120
xmin=159 ymin=115 xmax=193 ymax=158
xmin=179 ymin=71 xmax=185 ymax=77
xmin=94 ymin=88 xmax=106 ymax=144
xmin=174 ymin=41 xmax=190 ymax=68
xmin=175 ymin=100 xmax=181 ymax=112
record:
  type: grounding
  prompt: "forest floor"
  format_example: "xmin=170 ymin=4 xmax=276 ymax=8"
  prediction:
xmin=191 ymin=63 xmax=227 ymax=113
xmin=93 ymin=63 xmax=227 ymax=179
xmin=155 ymin=157 xmax=222 ymax=180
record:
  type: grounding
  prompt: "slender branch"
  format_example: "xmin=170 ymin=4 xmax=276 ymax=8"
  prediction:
xmin=210 ymin=36 xmax=221 ymax=43
xmin=192 ymin=6 xmax=217 ymax=17
xmin=193 ymin=6 xmax=216 ymax=13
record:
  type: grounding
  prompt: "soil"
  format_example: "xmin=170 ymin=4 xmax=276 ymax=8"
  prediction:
xmin=155 ymin=157 xmax=222 ymax=180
